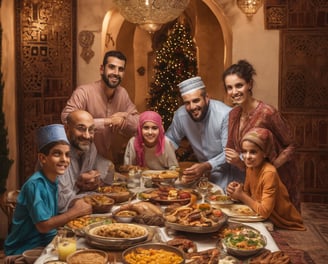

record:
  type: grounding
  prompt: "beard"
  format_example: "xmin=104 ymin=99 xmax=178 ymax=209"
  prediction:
xmin=101 ymin=73 xmax=121 ymax=89
xmin=70 ymin=136 xmax=92 ymax=152
xmin=187 ymin=102 xmax=209 ymax=122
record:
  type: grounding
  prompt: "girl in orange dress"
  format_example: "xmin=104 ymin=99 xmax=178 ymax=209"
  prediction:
xmin=226 ymin=128 xmax=305 ymax=230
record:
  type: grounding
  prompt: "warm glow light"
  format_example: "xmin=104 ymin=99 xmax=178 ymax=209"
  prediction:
xmin=237 ymin=0 xmax=263 ymax=17
xmin=113 ymin=0 xmax=190 ymax=33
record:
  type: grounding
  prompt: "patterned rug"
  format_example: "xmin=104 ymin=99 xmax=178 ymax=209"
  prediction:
xmin=272 ymin=202 xmax=328 ymax=264
xmin=270 ymin=231 xmax=315 ymax=264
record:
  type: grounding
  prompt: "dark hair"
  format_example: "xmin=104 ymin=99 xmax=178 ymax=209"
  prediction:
xmin=39 ymin=140 xmax=70 ymax=155
xmin=222 ymin=60 xmax=256 ymax=91
xmin=102 ymin=50 xmax=127 ymax=66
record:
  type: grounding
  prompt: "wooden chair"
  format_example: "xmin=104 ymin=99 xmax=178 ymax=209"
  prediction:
xmin=0 ymin=190 xmax=20 ymax=232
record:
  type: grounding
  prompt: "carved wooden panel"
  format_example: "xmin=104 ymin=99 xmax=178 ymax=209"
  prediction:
xmin=280 ymin=29 xmax=328 ymax=203
xmin=264 ymin=0 xmax=328 ymax=29
xmin=15 ymin=0 xmax=76 ymax=183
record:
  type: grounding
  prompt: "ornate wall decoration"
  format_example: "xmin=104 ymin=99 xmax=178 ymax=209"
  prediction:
xmin=78 ymin=30 xmax=95 ymax=64
xmin=15 ymin=0 xmax=76 ymax=183
xmin=280 ymin=29 xmax=328 ymax=203
xmin=280 ymin=30 xmax=328 ymax=111
xmin=265 ymin=0 xmax=328 ymax=29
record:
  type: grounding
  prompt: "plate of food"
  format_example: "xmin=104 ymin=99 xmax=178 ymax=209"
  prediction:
xmin=84 ymin=222 xmax=149 ymax=245
xmin=83 ymin=194 xmax=115 ymax=213
xmin=122 ymin=243 xmax=185 ymax=264
xmin=85 ymin=225 xmax=157 ymax=251
xmin=118 ymin=165 xmax=148 ymax=173
xmin=138 ymin=186 xmax=198 ymax=205
xmin=221 ymin=223 xmax=267 ymax=257
xmin=65 ymin=215 xmax=115 ymax=236
xmin=205 ymin=190 xmax=234 ymax=205
xmin=164 ymin=203 xmax=228 ymax=233
xmin=142 ymin=170 xmax=180 ymax=185
xmin=98 ymin=184 xmax=135 ymax=203
xmin=218 ymin=204 xmax=264 ymax=222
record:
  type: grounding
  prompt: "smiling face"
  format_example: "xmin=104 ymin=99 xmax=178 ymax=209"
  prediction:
xmin=39 ymin=144 xmax=70 ymax=180
xmin=100 ymin=56 xmax=126 ymax=89
xmin=66 ymin=111 xmax=95 ymax=152
xmin=224 ymin=74 xmax=252 ymax=106
xmin=182 ymin=89 xmax=209 ymax=122
xmin=241 ymin=140 xmax=266 ymax=169
xmin=142 ymin=121 xmax=160 ymax=148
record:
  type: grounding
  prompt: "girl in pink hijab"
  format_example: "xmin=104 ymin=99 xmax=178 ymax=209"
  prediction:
xmin=124 ymin=111 xmax=178 ymax=170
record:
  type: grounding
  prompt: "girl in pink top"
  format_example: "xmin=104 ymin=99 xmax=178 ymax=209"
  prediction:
xmin=124 ymin=111 xmax=178 ymax=170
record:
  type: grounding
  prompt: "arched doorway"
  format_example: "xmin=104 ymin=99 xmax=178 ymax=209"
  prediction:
xmin=102 ymin=0 xmax=232 ymax=111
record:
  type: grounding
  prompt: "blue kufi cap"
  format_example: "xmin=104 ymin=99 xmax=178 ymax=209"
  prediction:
xmin=178 ymin=76 xmax=205 ymax=96
xmin=36 ymin=124 xmax=69 ymax=151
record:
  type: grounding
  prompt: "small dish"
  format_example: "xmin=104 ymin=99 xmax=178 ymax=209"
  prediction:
xmin=113 ymin=209 xmax=137 ymax=223
xmin=22 ymin=248 xmax=44 ymax=264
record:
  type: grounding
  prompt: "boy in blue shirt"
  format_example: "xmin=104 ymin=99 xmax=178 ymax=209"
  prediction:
xmin=5 ymin=124 xmax=92 ymax=256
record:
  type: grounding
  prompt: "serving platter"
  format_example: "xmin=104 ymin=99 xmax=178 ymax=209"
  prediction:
xmin=217 ymin=204 xmax=265 ymax=222
xmin=84 ymin=222 xmax=149 ymax=245
xmin=85 ymin=225 xmax=157 ymax=251
xmin=165 ymin=213 xmax=228 ymax=233
xmin=138 ymin=187 xmax=198 ymax=205
xmin=142 ymin=170 xmax=180 ymax=185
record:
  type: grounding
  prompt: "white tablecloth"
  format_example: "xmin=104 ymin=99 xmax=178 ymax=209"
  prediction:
xmin=35 ymin=185 xmax=279 ymax=263
xmin=35 ymin=220 xmax=279 ymax=264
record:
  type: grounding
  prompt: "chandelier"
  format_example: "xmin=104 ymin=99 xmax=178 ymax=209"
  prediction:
xmin=113 ymin=0 xmax=190 ymax=33
xmin=237 ymin=0 xmax=263 ymax=17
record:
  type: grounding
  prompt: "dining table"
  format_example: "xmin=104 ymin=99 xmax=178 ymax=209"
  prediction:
xmin=34 ymin=180 xmax=280 ymax=264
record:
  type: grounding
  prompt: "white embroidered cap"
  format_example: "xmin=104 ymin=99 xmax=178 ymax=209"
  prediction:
xmin=36 ymin=124 xmax=69 ymax=151
xmin=178 ymin=76 xmax=205 ymax=96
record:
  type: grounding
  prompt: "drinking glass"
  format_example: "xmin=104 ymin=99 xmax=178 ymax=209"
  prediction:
xmin=197 ymin=176 xmax=209 ymax=203
xmin=57 ymin=230 xmax=76 ymax=261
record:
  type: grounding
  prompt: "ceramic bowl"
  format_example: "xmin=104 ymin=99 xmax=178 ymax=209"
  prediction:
xmin=66 ymin=249 xmax=108 ymax=264
xmin=113 ymin=209 xmax=137 ymax=223
xmin=83 ymin=194 xmax=115 ymax=213
xmin=122 ymin=243 xmax=185 ymax=264
xmin=22 ymin=248 xmax=44 ymax=264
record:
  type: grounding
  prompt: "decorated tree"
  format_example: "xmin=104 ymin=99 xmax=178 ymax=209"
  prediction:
xmin=0 ymin=24 xmax=14 ymax=194
xmin=147 ymin=20 xmax=198 ymax=130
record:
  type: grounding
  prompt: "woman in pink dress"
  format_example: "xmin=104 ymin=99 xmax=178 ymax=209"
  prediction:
xmin=223 ymin=60 xmax=301 ymax=211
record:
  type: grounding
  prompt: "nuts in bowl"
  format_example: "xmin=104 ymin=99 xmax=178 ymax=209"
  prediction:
xmin=83 ymin=194 xmax=114 ymax=213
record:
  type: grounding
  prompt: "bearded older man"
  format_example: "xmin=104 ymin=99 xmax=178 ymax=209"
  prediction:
xmin=58 ymin=110 xmax=115 ymax=213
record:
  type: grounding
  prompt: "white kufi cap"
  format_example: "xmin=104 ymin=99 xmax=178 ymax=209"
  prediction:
xmin=178 ymin=76 xmax=205 ymax=96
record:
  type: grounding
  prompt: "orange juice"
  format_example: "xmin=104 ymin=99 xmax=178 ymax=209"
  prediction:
xmin=58 ymin=238 xmax=76 ymax=261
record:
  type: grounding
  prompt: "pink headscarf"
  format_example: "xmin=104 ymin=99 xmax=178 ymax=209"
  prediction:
xmin=134 ymin=111 xmax=165 ymax=166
